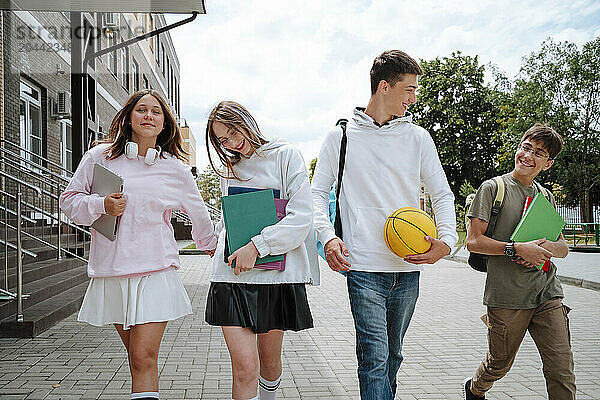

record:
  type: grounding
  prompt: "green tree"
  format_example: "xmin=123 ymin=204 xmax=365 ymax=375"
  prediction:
xmin=455 ymin=180 xmax=477 ymax=231
xmin=196 ymin=165 xmax=222 ymax=209
xmin=309 ymin=157 xmax=317 ymax=182
xmin=411 ymin=52 xmax=503 ymax=205
xmin=503 ymin=37 xmax=600 ymax=222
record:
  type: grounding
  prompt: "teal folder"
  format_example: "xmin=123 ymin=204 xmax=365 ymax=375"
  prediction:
xmin=221 ymin=189 xmax=284 ymax=266
xmin=510 ymin=193 xmax=566 ymax=269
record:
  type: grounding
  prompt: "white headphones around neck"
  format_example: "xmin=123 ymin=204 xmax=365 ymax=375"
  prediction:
xmin=124 ymin=142 xmax=161 ymax=166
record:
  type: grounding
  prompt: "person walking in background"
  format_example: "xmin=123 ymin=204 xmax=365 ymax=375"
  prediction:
xmin=311 ymin=50 xmax=458 ymax=400
xmin=464 ymin=124 xmax=575 ymax=400
xmin=60 ymin=89 xmax=217 ymax=400
xmin=204 ymin=101 xmax=319 ymax=400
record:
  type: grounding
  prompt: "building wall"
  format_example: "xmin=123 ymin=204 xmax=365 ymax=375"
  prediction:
xmin=180 ymin=123 xmax=197 ymax=173
xmin=0 ymin=12 xmax=4 ymax=142
xmin=1 ymin=10 xmax=185 ymax=175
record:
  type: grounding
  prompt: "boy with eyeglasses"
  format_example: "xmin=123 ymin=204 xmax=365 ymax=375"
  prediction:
xmin=463 ymin=123 xmax=575 ymax=400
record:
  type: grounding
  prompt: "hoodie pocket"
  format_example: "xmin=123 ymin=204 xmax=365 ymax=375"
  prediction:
xmin=350 ymin=207 xmax=404 ymax=268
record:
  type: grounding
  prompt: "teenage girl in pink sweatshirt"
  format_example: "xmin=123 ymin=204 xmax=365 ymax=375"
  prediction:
xmin=60 ymin=89 xmax=216 ymax=400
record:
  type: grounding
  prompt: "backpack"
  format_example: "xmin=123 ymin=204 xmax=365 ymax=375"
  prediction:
xmin=467 ymin=176 xmax=550 ymax=272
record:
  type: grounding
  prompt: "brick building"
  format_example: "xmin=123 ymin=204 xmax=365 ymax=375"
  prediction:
xmin=180 ymin=121 xmax=197 ymax=175
xmin=1 ymin=10 xmax=184 ymax=173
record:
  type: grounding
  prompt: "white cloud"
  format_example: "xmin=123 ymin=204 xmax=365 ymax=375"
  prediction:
xmin=166 ymin=0 xmax=600 ymax=170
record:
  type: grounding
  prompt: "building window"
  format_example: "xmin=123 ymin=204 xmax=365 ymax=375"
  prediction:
xmin=19 ymin=79 xmax=43 ymax=166
xmin=149 ymin=14 xmax=155 ymax=51
xmin=132 ymin=58 xmax=139 ymax=92
xmin=155 ymin=34 xmax=161 ymax=64
xmin=170 ymin=66 xmax=174 ymax=104
xmin=161 ymin=44 xmax=166 ymax=76
xmin=121 ymin=46 xmax=130 ymax=91
xmin=166 ymin=64 xmax=170 ymax=101
xmin=61 ymin=120 xmax=73 ymax=173
xmin=176 ymin=82 xmax=180 ymax=116
xmin=106 ymin=32 xmax=117 ymax=75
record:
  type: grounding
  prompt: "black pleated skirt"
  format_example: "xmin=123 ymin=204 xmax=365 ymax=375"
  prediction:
xmin=205 ymin=282 xmax=314 ymax=334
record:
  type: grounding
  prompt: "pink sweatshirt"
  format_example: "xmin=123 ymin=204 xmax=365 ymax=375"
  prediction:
xmin=60 ymin=143 xmax=217 ymax=278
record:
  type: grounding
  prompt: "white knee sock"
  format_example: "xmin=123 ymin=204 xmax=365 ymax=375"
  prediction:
xmin=131 ymin=392 xmax=159 ymax=399
xmin=259 ymin=374 xmax=281 ymax=400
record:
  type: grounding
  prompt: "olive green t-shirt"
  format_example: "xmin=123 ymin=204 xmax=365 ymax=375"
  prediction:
xmin=468 ymin=173 xmax=564 ymax=309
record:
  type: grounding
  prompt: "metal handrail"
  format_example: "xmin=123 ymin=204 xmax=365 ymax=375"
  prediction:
xmin=1 ymin=167 xmax=90 ymax=237
xmin=173 ymin=205 xmax=221 ymax=224
xmin=2 ymin=222 xmax=87 ymax=262
xmin=0 ymin=203 xmax=37 ymax=223
xmin=0 ymin=169 xmax=59 ymax=200
xmin=205 ymin=204 xmax=221 ymax=221
xmin=0 ymin=139 xmax=73 ymax=178
xmin=0 ymin=151 xmax=70 ymax=187
xmin=0 ymin=238 xmax=37 ymax=258
xmin=0 ymin=165 xmax=91 ymax=322
xmin=0 ymin=170 xmax=42 ymax=197
xmin=172 ymin=209 xmax=192 ymax=224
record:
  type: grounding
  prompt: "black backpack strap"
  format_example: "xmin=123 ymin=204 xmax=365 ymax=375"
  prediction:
xmin=334 ymin=119 xmax=348 ymax=239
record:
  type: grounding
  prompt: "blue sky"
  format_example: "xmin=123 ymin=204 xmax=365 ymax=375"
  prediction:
xmin=166 ymin=0 xmax=600 ymax=170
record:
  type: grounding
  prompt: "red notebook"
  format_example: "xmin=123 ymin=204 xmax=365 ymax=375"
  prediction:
xmin=521 ymin=196 xmax=549 ymax=272
xmin=256 ymin=199 xmax=288 ymax=271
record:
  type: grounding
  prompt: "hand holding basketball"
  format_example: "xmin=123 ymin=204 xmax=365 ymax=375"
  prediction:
xmin=404 ymin=236 xmax=450 ymax=265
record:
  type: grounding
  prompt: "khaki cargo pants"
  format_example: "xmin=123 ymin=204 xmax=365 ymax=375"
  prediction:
xmin=471 ymin=297 xmax=576 ymax=399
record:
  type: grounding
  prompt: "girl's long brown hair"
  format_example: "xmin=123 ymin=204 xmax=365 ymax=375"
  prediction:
xmin=100 ymin=89 xmax=187 ymax=162
xmin=205 ymin=101 xmax=268 ymax=180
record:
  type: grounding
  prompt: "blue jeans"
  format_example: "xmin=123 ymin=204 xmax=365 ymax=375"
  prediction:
xmin=347 ymin=270 xmax=420 ymax=400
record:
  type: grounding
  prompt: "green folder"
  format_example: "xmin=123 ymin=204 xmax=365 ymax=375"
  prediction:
xmin=510 ymin=193 xmax=566 ymax=268
xmin=221 ymin=189 xmax=284 ymax=266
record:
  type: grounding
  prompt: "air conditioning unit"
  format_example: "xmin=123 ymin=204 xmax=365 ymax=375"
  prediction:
xmin=50 ymin=91 xmax=71 ymax=118
xmin=103 ymin=13 xmax=119 ymax=30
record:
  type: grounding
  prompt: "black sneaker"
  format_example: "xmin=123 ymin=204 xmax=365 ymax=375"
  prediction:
xmin=462 ymin=378 xmax=485 ymax=399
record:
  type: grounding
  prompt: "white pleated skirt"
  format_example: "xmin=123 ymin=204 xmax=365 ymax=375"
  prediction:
xmin=78 ymin=268 xmax=192 ymax=330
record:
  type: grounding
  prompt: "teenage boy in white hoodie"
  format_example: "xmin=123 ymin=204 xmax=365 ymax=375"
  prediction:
xmin=312 ymin=50 xmax=458 ymax=400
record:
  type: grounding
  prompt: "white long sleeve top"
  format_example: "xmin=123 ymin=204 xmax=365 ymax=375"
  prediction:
xmin=210 ymin=137 xmax=320 ymax=285
xmin=60 ymin=143 xmax=217 ymax=278
xmin=312 ymin=108 xmax=458 ymax=273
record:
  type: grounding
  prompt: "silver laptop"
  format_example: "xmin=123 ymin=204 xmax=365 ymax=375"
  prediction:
xmin=90 ymin=163 xmax=123 ymax=241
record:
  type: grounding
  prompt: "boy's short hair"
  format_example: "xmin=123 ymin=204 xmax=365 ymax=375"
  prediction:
xmin=370 ymin=50 xmax=423 ymax=95
xmin=521 ymin=123 xmax=563 ymax=159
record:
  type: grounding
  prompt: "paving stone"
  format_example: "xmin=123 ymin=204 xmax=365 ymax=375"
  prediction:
xmin=1 ymin=255 xmax=599 ymax=399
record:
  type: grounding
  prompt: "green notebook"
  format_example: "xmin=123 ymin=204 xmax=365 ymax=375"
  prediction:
xmin=510 ymin=193 xmax=566 ymax=268
xmin=221 ymin=189 xmax=284 ymax=266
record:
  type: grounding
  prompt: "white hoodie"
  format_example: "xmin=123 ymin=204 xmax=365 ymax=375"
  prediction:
xmin=312 ymin=108 xmax=458 ymax=273
xmin=210 ymin=136 xmax=320 ymax=285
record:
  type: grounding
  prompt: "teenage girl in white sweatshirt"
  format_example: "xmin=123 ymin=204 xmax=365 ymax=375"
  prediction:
xmin=60 ymin=89 xmax=216 ymax=400
xmin=204 ymin=101 xmax=319 ymax=400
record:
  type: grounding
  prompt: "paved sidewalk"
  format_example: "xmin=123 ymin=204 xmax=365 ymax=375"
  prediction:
xmin=1 ymin=256 xmax=599 ymax=399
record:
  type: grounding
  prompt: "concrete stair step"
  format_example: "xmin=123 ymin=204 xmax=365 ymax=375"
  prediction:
xmin=0 ymin=280 xmax=88 ymax=338
xmin=0 ymin=264 xmax=88 ymax=321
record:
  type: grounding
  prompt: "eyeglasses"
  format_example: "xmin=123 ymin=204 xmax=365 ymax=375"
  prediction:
xmin=518 ymin=143 xmax=552 ymax=160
